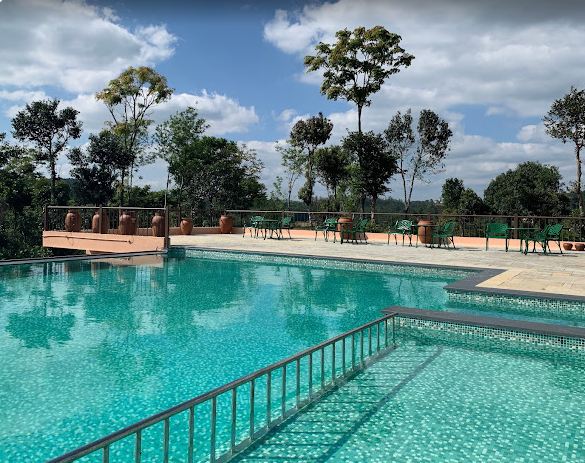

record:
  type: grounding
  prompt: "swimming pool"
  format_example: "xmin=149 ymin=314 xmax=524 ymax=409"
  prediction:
xmin=0 ymin=249 xmax=583 ymax=461
xmin=237 ymin=322 xmax=585 ymax=462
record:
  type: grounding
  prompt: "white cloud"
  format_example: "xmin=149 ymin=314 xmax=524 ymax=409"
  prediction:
xmin=264 ymin=0 xmax=585 ymax=118
xmin=0 ymin=0 xmax=176 ymax=94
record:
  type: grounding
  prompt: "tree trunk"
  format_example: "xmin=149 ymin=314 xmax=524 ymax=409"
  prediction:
xmin=577 ymin=146 xmax=583 ymax=215
xmin=360 ymin=194 xmax=366 ymax=213
xmin=49 ymin=158 xmax=56 ymax=205
xmin=119 ymin=170 xmax=126 ymax=206
xmin=371 ymin=194 xmax=377 ymax=222
xmin=357 ymin=105 xmax=362 ymax=134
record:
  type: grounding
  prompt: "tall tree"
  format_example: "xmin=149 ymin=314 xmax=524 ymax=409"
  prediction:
xmin=289 ymin=113 xmax=333 ymax=210
xmin=441 ymin=177 xmax=465 ymax=212
xmin=315 ymin=145 xmax=350 ymax=211
xmin=385 ymin=109 xmax=452 ymax=212
xmin=275 ymin=143 xmax=306 ymax=210
xmin=96 ymin=66 xmax=173 ymax=204
xmin=68 ymin=131 xmax=123 ymax=205
xmin=544 ymin=87 xmax=585 ymax=215
xmin=12 ymin=99 xmax=82 ymax=204
xmin=343 ymin=131 xmax=398 ymax=220
xmin=167 ymin=136 xmax=265 ymax=216
xmin=484 ymin=161 xmax=568 ymax=216
xmin=154 ymin=107 xmax=208 ymax=212
xmin=305 ymin=26 xmax=414 ymax=134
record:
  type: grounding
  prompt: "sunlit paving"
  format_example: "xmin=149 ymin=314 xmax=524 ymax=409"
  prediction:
xmin=1 ymin=0 xmax=585 ymax=462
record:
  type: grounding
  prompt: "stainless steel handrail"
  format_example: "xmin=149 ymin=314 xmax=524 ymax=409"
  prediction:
xmin=48 ymin=314 xmax=396 ymax=463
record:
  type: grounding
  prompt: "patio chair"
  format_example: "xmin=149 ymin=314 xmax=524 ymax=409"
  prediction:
xmin=525 ymin=223 xmax=564 ymax=254
xmin=243 ymin=215 xmax=264 ymax=238
xmin=315 ymin=217 xmax=339 ymax=242
xmin=485 ymin=222 xmax=509 ymax=251
xmin=431 ymin=221 xmax=457 ymax=249
xmin=388 ymin=219 xmax=415 ymax=246
xmin=280 ymin=216 xmax=293 ymax=239
xmin=343 ymin=218 xmax=369 ymax=244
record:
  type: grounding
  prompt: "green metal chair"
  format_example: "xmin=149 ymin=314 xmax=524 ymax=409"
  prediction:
xmin=388 ymin=219 xmax=415 ymax=246
xmin=525 ymin=223 xmax=564 ymax=254
xmin=243 ymin=215 xmax=264 ymax=238
xmin=342 ymin=218 xmax=369 ymax=244
xmin=315 ymin=217 xmax=339 ymax=242
xmin=485 ymin=222 xmax=509 ymax=251
xmin=431 ymin=221 xmax=457 ymax=249
xmin=280 ymin=216 xmax=293 ymax=239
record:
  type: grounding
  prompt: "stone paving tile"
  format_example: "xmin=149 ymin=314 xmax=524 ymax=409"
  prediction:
xmin=171 ymin=235 xmax=585 ymax=298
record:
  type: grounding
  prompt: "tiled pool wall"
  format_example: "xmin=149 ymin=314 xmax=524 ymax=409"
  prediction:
xmin=447 ymin=289 xmax=585 ymax=318
xmin=178 ymin=248 xmax=473 ymax=280
xmin=397 ymin=316 xmax=585 ymax=358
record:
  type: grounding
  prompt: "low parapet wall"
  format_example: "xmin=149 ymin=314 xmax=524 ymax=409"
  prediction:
xmin=42 ymin=231 xmax=165 ymax=253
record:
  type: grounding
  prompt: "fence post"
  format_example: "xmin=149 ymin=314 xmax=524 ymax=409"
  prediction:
xmin=164 ymin=205 xmax=170 ymax=250
xmin=512 ymin=215 xmax=519 ymax=239
xmin=98 ymin=206 xmax=103 ymax=234
xmin=43 ymin=205 xmax=49 ymax=231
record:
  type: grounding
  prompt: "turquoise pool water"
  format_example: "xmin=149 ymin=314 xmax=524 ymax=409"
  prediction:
xmin=0 ymin=250 xmax=583 ymax=461
xmin=237 ymin=329 xmax=585 ymax=462
xmin=0 ymin=252 xmax=462 ymax=461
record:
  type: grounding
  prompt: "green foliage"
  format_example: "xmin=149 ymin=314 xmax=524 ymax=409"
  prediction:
xmin=315 ymin=145 xmax=350 ymax=211
xmin=168 ymin=136 xmax=265 ymax=214
xmin=11 ymin=99 xmax=82 ymax=204
xmin=68 ymin=131 xmax=123 ymax=206
xmin=385 ymin=109 xmax=452 ymax=212
xmin=544 ymin=87 xmax=585 ymax=214
xmin=276 ymin=143 xmax=306 ymax=209
xmin=96 ymin=66 xmax=173 ymax=204
xmin=0 ymin=134 xmax=50 ymax=259
xmin=342 ymin=131 xmax=398 ymax=218
xmin=305 ymin=25 xmax=414 ymax=133
xmin=154 ymin=107 xmax=207 ymax=212
xmin=484 ymin=161 xmax=569 ymax=216
xmin=458 ymin=188 xmax=487 ymax=215
xmin=289 ymin=113 xmax=333 ymax=209
xmin=441 ymin=178 xmax=465 ymax=212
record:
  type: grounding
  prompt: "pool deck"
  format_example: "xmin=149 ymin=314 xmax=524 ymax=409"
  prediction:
xmin=171 ymin=233 xmax=585 ymax=299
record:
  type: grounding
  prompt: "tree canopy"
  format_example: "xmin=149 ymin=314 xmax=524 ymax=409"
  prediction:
xmin=315 ymin=145 xmax=351 ymax=211
xmin=96 ymin=66 xmax=173 ymax=204
xmin=12 ymin=99 xmax=82 ymax=204
xmin=289 ymin=112 xmax=333 ymax=209
xmin=305 ymin=26 xmax=414 ymax=133
xmin=385 ymin=109 xmax=452 ymax=212
xmin=544 ymin=86 xmax=585 ymax=215
xmin=484 ymin=161 xmax=569 ymax=216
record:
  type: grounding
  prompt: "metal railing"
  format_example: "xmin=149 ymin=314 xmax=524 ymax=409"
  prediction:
xmin=225 ymin=209 xmax=585 ymax=241
xmin=43 ymin=206 xmax=170 ymax=248
xmin=48 ymin=314 xmax=395 ymax=463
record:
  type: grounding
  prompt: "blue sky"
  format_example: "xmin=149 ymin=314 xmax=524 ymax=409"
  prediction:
xmin=0 ymin=0 xmax=584 ymax=199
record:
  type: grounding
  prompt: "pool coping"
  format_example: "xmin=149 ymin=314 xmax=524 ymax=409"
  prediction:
xmin=0 ymin=250 xmax=167 ymax=267
xmin=384 ymin=306 xmax=585 ymax=339
xmin=175 ymin=245 xmax=585 ymax=304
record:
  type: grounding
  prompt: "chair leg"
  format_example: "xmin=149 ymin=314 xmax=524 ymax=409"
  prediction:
xmin=485 ymin=238 xmax=488 ymax=251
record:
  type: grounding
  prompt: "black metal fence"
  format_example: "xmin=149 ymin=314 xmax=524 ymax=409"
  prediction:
xmin=225 ymin=210 xmax=585 ymax=241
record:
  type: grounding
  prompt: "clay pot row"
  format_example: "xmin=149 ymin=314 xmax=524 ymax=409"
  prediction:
xmin=64 ymin=210 xmax=166 ymax=237
xmin=563 ymin=242 xmax=585 ymax=251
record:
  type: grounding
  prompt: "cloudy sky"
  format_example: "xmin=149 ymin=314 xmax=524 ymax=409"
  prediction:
xmin=0 ymin=0 xmax=583 ymax=199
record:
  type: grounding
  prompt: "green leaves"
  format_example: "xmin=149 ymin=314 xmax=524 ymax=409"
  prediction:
xmin=304 ymin=25 xmax=414 ymax=131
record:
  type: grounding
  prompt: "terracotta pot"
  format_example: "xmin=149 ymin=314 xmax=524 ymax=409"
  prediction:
xmin=337 ymin=217 xmax=352 ymax=240
xmin=575 ymin=243 xmax=585 ymax=252
xmin=219 ymin=215 xmax=233 ymax=234
xmin=417 ymin=219 xmax=433 ymax=245
xmin=152 ymin=212 xmax=165 ymax=237
xmin=180 ymin=218 xmax=193 ymax=235
xmin=91 ymin=210 xmax=109 ymax=234
xmin=119 ymin=211 xmax=135 ymax=235
xmin=64 ymin=209 xmax=81 ymax=232
xmin=562 ymin=242 xmax=574 ymax=251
